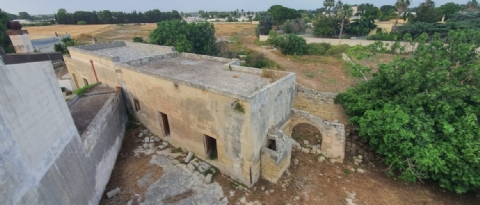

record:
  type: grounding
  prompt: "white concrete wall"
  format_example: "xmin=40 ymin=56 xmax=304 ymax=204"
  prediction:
xmin=303 ymin=37 xmax=395 ymax=46
xmin=0 ymin=60 xmax=79 ymax=204
xmin=58 ymin=79 xmax=74 ymax=91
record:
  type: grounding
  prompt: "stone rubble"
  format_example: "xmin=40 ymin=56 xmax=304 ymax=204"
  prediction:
xmin=184 ymin=152 xmax=194 ymax=163
xmin=205 ymin=174 xmax=213 ymax=184
xmin=303 ymin=140 xmax=309 ymax=145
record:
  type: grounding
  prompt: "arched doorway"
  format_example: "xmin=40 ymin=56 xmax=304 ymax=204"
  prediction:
xmin=291 ymin=123 xmax=323 ymax=148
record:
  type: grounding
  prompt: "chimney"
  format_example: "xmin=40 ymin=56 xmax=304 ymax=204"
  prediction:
xmin=6 ymin=21 xmax=34 ymax=53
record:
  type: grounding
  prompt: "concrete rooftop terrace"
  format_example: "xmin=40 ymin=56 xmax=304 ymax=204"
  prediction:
xmin=70 ymin=41 xmax=285 ymax=99
xmin=69 ymin=84 xmax=115 ymax=135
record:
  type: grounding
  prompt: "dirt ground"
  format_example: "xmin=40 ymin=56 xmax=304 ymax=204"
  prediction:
xmin=102 ymin=123 xmax=478 ymax=205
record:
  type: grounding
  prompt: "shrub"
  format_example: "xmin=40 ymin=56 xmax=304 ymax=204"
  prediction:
xmin=255 ymin=12 xmax=274 ymax=36
xmin=132 ymin=36 xmax=144 ymax=43
xmin=243 ymin=53 xmax=268 ymax=68
xmin=77 ymin=21 xmax=86 ymax=25
xmin=280 ymin=19 xmax=306 ymax=34
xmin=275 ymin=34 xmax=307 ymax=55
xmin=335 ymin=30 xmax=480 ymax=194
xmin=367 ymin=31 xmax=403 ymax=41
xmin=54 ymin=37 xmax=76 ymax=54
xmin=325 ymin=44 xmax=350 ymax=56
xmin=149 ymin=20 xmax=217 ymax=55
xmin=306 ymin=43 xmax=327 ymax=55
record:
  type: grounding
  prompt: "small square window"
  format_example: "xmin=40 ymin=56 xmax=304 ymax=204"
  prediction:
xmin=133 ymin=98 xmax=140 ymax=111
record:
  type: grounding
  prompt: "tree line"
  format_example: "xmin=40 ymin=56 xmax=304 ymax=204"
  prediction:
xmin=54 ymin=9 xmax=181 ymax=25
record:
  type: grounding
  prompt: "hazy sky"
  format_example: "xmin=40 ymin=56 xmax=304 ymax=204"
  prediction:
xmin=1 ymin=0 xmax=467 ymax=15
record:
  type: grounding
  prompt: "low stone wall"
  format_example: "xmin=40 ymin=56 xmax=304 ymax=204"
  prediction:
xmin=283 ymin=109 xmax=346 ymax=161
xmin=294 ymin=84 xmax=349 ymax=125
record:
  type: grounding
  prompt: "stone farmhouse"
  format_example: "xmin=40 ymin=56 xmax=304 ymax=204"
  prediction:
xmin=1 ymin=23 xmax=347 ymax=204
xmin=65 ymin=41 xmax=347 ymax=186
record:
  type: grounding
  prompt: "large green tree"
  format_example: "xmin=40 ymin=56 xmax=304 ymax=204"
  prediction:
xmin=357 ymin=3 xmax=382 ymax=20
xmin=149 ymin=19 xmax=217 ymax=55
xmin=438 ymin=2 xmax=461 ymax=20
xmin=394 ymin=0 xmax=411 ymax=28
xmin=255 ymin=12 xmax=274 ymax=36
xmin=410 ymin=0 xmax=442 ymax=23
xmin=0 ymin=10 xmax=14 ymax=53
xmin=268 ymin=5 xmax=301 ymax=25
xmin=313 ymin=15 xmax=336 ymax=37
xmin=336 ymin=1 xmax=353 ymax=39
xmin=336 ymin=30 xmax=480 ymax=194
xmin=323 ymin=0 xmax=336 ymax=16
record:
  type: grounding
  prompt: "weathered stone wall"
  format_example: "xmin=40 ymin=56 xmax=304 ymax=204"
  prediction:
xmin=0 ymin=59 xmax=127 ymax=204
xmin=294 ymin=84 xmax=350 ymax=125
xmin=260 ymin=130 xmax=293 ymax=183
xmin=117 ymin=67 xmax=257 ymax=186
xmin=282 ymin=109 xmax=346 ymax=161
xmin=250 ymin=73 xmax=296 ymax=184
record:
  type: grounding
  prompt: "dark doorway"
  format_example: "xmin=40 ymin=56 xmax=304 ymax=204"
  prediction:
xmin=266 ymin=139 xmax=277 ymax=151
xmin=133 ymin=98 xmax=140 ymax=111
xmin=159 ymin=112 xmax=170 ymax=136
xmin=83 ymin=78 xmax=89 ymax=86
xmin=205 ymin=135 xmax=218 ymax=160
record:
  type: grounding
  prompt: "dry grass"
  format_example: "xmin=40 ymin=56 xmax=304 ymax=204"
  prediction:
xmin=26 ymin=24 xmax=113 ymax=40
xmin=214 ymin=23 xmax=256 ymax=37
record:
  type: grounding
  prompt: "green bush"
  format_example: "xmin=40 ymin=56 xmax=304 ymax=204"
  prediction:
xmin=132 ymin=36 xmax=144 ymax=43
xmin=280 ymin=19 xmax=306 ymax=34
xmin=368 ymin=31 xmax=403 ymax=41
xmin=77 ymin=21 xmax=86 ymax=25
xmin=54 ymin=37 xmax=76 ymax=54
xmin=325 ymin=44 xmax=350 ymax=56
xmin=306 ymin=43 xmax=327 ymax=55
xmin=149 ymin=20 xmax=217 ymax=55
xmin=335 ymin=30 xmax=480 ymax=194
xmin=243 ymin=53 xmax=268 ymax=68
xmin=275 ymin=34 xmax=307 ymax=55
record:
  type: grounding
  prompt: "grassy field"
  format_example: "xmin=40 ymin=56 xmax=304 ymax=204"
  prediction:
xmin=26 ymin=24 xmax=113 ymax=40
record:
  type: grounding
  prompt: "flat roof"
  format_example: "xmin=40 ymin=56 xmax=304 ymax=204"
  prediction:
xmin=93 ymin=47 xmax=154 ymax=62
xmin=70 ymin=41 xmax=285 ymax=98
xmin=69 ymin=84 xmax=115 ymax=135
xmin=133 ymin=55 xmax=270 ymax=96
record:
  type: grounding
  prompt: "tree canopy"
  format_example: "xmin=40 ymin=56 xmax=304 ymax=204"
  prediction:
xmin=438 ymin=2 xmax=462 ymax=20
xmin=336 ymin=30 xmax=480 ymax=194
xmin=268 ymin=5 xmax=301 ymax=25
xmin=55 ymin=8 xmax=181 ymax=24
xmin=255 ymin=12 xmax=274 ymax=36
xmin=149 ymin=19 xmax=218 ymax=55
xmin=0 ymin=10 xmax=14 ymax=53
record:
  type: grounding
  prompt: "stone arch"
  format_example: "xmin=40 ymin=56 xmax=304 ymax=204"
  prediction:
xmin=291 ymin=123 xmax=323 ymax=148
xmin=284 ymin=109 xmax=345 ymax=161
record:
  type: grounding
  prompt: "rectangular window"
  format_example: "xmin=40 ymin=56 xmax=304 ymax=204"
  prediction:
xmin=205 ymin=135 xmax=218 ymax=160
xmin=159 ymin=112 xmax=170 ymax=136
xmin=133 ymin=98 xmax=140 ymax=111
xmin=83 ymin=78 xmax=89 ymax=86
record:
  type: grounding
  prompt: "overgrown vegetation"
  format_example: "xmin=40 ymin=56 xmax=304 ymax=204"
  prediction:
xmin=0 ymin=9 xmax=14 ymax=53
xmin=335 ymin=30 xmax=480 ymax=194
xmin=233 ymin=101 xmax=245 ymax=113
xmin=255 ymin=12 xmax=274 ymax=36
xmin=280 ymin=19 xmax=306 ymax=34
xmin=54 ymin=8 xmax=181 ymax=24
xmin=73 ymin=83 xmax=96 ymax=96
xmin=132 ymin=36 xmax=145 ymax=43
xmin=267 ymin=30 xmax=349 ymax=57
xmin=77 ymin=20 xmax=86 ymax=25
xmin=54 ymin=37 xmax=76 ymax=54
xmin=149 ymin=19 xmax=218 ymax=55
